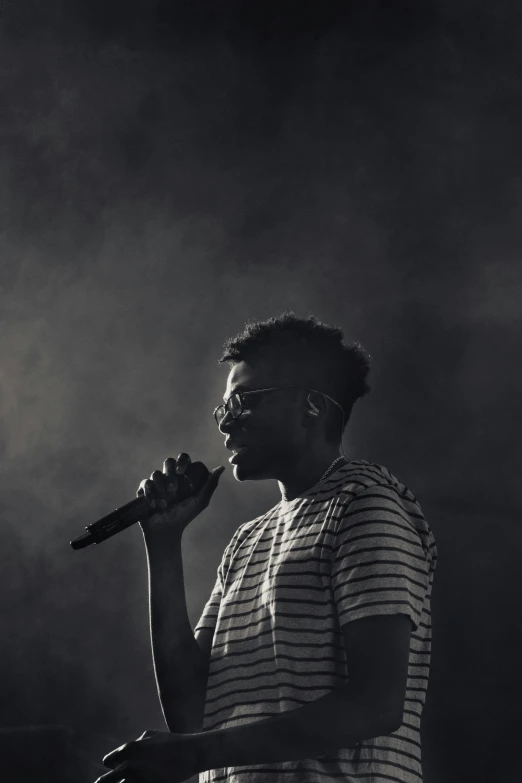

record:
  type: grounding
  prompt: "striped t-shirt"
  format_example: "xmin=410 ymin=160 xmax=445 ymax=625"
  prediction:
xmin=195 ymin=459 xmax=437 ymax=783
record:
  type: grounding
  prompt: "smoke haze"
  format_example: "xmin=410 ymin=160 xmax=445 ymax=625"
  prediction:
xmin=0 ymin=2 xmax=521 ymax=780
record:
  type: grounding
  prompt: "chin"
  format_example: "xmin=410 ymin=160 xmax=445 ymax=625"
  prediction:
xmin=231 ymin=456 xmax=275 ymax=482
xmin=229 ymin=444 xmax=282 ymax=482
xmin=232 ymin=463 xmax=267 ymax=481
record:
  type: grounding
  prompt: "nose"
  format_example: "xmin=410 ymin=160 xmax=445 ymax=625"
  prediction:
xmin=218 ymin=409 xmax=235 ymax=435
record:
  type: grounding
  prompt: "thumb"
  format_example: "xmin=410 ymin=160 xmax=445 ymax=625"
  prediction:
xmin=138 ymin=730 xmax=159 ymax=741
xmin=197 ymin=465 xmax=226 ymax=505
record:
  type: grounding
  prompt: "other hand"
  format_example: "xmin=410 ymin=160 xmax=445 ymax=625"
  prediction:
xmin=95 ymin=730 xmax=199 ymax=783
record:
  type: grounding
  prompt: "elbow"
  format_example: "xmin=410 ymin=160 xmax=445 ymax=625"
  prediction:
xmin=162 ymin=668 xmax=209 ymax=734
xmin=380 ymin=710 xmax=403 ymax=736
xmin=336 ymin=683 xmax=406 ymax=745
xmin=358 ymin=713 xmax=403 ymax=741
xmin=367 ymin=700 xmax=404 ymax=738
xmin=351 ymin=690 xmax=404 ymax=739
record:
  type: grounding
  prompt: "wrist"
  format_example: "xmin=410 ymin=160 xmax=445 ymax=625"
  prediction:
xmin=142 ymin=524 xmax=183 ymax=546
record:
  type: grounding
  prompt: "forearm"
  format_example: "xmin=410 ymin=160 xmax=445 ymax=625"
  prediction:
xmin=193 ymin=682 xmax=401 ymax=770
xmin=144 ymin=529 xmax=209 ymax=733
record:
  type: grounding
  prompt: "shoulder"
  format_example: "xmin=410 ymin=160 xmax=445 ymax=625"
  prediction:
xmin=319 ymin=459 xmax=421 ymax=511
xmin=302 ymin=459 xmax=418 ymax=514
xmin=329 ymin=460 xmax=433 ymax=541
xmin=334 ymin=460 xmax=417 ymax=501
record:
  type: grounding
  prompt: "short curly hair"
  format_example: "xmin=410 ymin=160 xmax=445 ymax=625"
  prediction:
xmin=218 ymin=312 xmax=371 ymax=433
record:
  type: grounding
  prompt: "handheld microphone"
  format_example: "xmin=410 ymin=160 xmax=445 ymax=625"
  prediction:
xmin=70 ymin=461 xmax=210 ymax=550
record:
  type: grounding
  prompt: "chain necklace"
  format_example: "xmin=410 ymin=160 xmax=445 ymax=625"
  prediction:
xmin=317 ymin=455 xmax=348 ymax=485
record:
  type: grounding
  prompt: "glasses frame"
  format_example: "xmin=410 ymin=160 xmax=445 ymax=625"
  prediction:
xmin=213 ymin=385 xmax=345 ymax=427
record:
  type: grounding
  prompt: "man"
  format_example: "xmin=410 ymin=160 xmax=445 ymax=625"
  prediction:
xmin=98 ymin=312 xmax=437 ymax=783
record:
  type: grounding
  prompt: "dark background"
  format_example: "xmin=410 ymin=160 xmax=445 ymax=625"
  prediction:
xmin=1 ymin=1 xmax=521 ymax=781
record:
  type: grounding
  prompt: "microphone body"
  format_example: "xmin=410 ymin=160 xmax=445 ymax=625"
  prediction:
xmin=70 ymin=461 xmax=210 ymax=550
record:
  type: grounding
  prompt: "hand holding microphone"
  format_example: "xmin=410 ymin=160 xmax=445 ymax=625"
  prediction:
xmin=70 ymin=454 xmax=225 ymax=550
xmin=137 ymin=454 xmax=225 ymax=539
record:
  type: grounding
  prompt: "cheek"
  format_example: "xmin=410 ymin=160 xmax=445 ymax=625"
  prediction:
xmin=243 ymin=409 xmax=301 ymax=448
xmin=267 ymin=420 xmax=303 ymax=452
xmin=261 ymin=414 xmax=292 ymax=437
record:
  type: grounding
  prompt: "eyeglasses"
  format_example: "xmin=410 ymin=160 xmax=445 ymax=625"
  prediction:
xmin=213 ymin=385 xmax=344 ymax=427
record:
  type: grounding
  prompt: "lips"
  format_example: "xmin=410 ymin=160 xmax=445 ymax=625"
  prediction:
xmin=229 ymin=446 xmax=248 ymax=464
xmin=225 ymin=441 xmax=248 ymax=452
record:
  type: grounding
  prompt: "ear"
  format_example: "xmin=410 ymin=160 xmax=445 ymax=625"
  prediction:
xmin=307 ymin=393 xmax=320 ymax=416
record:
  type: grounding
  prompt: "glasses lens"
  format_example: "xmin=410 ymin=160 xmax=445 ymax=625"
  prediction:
xmin=229 ymin=393 xmax=242 ymax=418
xmin=215 ymin=393 xmax=242 ymax=426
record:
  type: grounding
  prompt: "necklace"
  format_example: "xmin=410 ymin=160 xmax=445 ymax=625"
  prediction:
xmin=318 ymin=456 xmax=347 ymax=485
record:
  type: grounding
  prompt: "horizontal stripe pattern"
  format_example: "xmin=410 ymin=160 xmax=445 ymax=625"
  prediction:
xmin=195 ymin=460 xmax=437 ymax=783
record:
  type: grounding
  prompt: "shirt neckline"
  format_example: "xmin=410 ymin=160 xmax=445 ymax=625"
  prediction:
xmin=278 ymin=458 xmax=352 ymax=510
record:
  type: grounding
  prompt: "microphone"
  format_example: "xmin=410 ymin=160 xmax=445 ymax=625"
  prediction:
xmin=70 ymin=461 xmax=210 ymax=550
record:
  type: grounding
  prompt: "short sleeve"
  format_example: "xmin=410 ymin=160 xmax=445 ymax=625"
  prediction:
xmin=193 ymin=525 xmax=243 ymax=636
xmin=331 ymin=485 xmax=431 ymax=631
xmin=194 ymin=566 xmax=223 ymax=635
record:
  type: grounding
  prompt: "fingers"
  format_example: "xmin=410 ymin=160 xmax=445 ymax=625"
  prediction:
xmin=137 ymin=455 xmax=218 ymax=513
xmin=175 ymin=452 xmax=191 ymax=476
xmin=163 ymin=458 xmax=179 ymax=498
xmin=137 ymin=466 xmax=176 ymax=511
xmin=136 ymin=477 xmax=157 ymax=510
xmin=138 ymin=730 xmax=159 ymax=740
xmin=95 ymin=761 xmax=132 ymax=783
xmin=103 ymin=743 xmax=132 ymax=770
xmin=137 ymin=478 xmax=157 ymax=510
xmin=164 ymin=454 xmax=191 ymax=500
xmin=99 ymin=732 xmax=157 ymax=778
xmin=151 ymin=470 xmax=168 ymax=509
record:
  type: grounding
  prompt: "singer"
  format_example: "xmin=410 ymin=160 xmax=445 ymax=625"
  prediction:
xmin=97 ymin=313 xmax=437 ymax=783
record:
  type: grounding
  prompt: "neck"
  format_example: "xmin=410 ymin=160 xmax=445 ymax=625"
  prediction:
xmin=278 ymin=445 xmax=345 ymax=502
